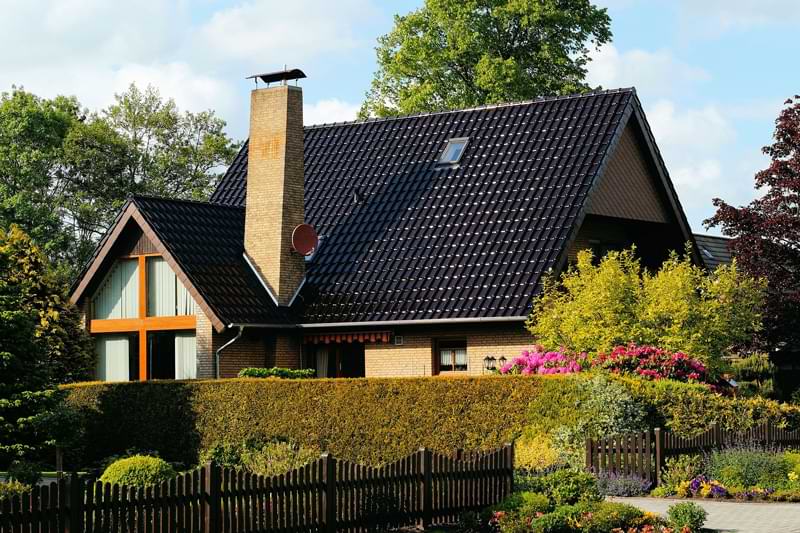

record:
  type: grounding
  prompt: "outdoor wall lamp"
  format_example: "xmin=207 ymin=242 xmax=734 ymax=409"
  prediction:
xmin=483 ymin=355 xmax=497 ymax=373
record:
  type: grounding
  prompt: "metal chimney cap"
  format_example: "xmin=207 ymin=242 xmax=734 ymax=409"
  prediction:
xmin=246 ymin=69 xmax=307 ymax=85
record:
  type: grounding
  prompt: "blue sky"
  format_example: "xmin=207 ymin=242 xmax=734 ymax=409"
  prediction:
xmin=1 ymin=0 xmax=798 ymax=234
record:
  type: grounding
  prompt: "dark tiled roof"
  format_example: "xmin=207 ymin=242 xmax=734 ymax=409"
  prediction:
xmin=212 ymin=89 xmax=636 ymax=323
xmin=132 ymin=196 xmax=292 ymax=326
xmin=693 ymin=233 xmax=733 ymax=270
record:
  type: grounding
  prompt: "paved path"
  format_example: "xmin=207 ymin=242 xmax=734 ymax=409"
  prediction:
xmin=610 ymin=497 xmax=800 ymax=533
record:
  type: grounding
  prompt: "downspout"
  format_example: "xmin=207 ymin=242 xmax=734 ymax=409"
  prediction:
xmin=215 ymin=325 xmax=244 ymax=379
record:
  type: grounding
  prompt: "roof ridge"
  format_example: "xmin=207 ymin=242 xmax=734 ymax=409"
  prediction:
xmin=304 ymin=87 xmax=636 ymax=130
xmin=132 ymin=194 xmax=245 ymax=210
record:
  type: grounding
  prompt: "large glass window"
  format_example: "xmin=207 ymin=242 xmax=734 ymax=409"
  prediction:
xmin=92 ymin=259 xmax=139 ymax=319
xmin=147 ymin=257 xmax=197 ymax=316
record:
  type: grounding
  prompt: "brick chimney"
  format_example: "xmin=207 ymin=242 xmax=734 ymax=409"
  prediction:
xmin=244 ymin=83 xmax=305 ymax=305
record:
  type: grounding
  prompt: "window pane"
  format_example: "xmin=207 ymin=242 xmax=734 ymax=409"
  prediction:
xmin=440 ymin=348 xmax=453 ymax=367
xmin=440 ymin=139 xmax=467 ymax=163
xmin=454 ymin=348 xmax=467 ymax=367
xmin=148 ymin=257 xmax=197 ymax=316
xmin=95 ymin=334 xmax=131 ymax=382
xmin=316 ymin=348 xmax=329 ymax=378
xmin=175 ymin=332 xmax=197 ymax=380
xmin=92 ymin=259 xmax=138 ymax=319
xmin=147 ymin=257 xmax=176 ymax=317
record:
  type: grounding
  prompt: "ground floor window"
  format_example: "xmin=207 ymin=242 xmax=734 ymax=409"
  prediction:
xmin=95 ymin=330 xmax=196 ymax=381
xmin=304 ymin=343 xmax=365 ymax=378
xmin=436 ymin=339 xmax=468 ymax=372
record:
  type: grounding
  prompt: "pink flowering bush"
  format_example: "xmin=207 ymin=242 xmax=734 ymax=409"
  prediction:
xmin=593 ymin=344 xmax=709 ymax=384
xmin=499 ymin=346 xmax=586 ymax=375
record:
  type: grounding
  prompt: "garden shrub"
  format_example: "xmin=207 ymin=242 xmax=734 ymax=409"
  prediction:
xmin=0 ymin=480 xmax=31 ymax=500
xmin=580 ymin=501 xmax=645 ymax=533
xmin=528 ymin=248 xmax=765 ymax=371
xmin=594 ymin=471 xmax=651 ymax=497
xmin=520 ymin=469 xmax=601 ymax=506
xmin=514 ymin=433 xmax=563 ymax=473
xmin=240 ymin=440 xmax=320 ymax=477
xmin=5 ymin=460 xmax=42 ymax=486
xmin=237 ymin=368 xmax=315 ymax=379
xmin=498 ymin=347 xmax=585 ymax=375
xmin=200 ymin=439 xmax=319 ymax=477
xmin=63 ymin=375 xmax=800 ymax=469
xmin=732 ymin=353 xmax=777 ymax=398
xmin=660 ymin=454 xmax=704 ymax=493
xmin=667 ymin=501 xmax=706 ymax=532
xmin=100 ymin=455 xmax=177 ymax=487
xmin=594 ymin=344 xmax=709 ymax=384
xmin=706 ymin=444 xmax=791 ymax=489
xmin=551 ymin=375 xmax=647 ymax=466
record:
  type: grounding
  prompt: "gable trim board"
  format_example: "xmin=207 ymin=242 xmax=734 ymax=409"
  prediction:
xmin=70 ymin=200 xmax=228 ymax=332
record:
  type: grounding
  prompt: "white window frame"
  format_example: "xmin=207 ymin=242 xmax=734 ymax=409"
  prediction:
xmin=438 ymin=137 xmax=469 ymax=165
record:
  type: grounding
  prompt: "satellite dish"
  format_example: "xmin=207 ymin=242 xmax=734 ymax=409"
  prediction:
xmin=291 ymin=224 xmax=318 ymax=256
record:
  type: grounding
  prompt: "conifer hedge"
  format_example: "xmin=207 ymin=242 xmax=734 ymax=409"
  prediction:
xmin=62 ymin=375 xmax=800 ymax=468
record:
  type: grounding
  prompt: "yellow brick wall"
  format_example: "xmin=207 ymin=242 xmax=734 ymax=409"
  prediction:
xmin=196 ymin=309 xmax=215 ymax=379
xmin=364 ymin=325 xmax=533 ymax=377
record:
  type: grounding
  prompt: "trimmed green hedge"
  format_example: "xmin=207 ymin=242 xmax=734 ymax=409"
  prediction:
xmin=63 ymin=375 xmax=800 ymax=468
xmin=237 ymin=367 xmax=315 ymax=379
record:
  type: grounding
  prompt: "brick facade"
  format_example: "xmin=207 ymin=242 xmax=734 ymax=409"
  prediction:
xmin=244 ymin=85 xmax=306 ymax=305
xmin=363 ymin=324 xmax=533 ymax=377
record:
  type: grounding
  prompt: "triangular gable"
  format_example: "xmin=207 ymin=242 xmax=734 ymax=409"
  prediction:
xmin=70 ymin=201 xmax=228 ymax=332
xmin=556 ymin=93 xmax=700 ymax=272
xmin=586 ymin=121 xmax=673 ymax=224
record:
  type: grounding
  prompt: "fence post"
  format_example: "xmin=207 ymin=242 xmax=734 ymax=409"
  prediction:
xmin=56 ymin=447 xmax=64 ymax=481
xmin=654 ymin=428 xmax=664 ymax=487
xmin=504 ymin=443 xmax=514 ymax=495
xmin=65 ymin=473 xmax=83 ymax=533
xmin=204 ymin=462 xmax=221 ymax=533
xmin=322 ymin=453 xmax=336 ymax=533
xmin=585 ymin=438 xmax=593 ymax=474
xmin=419 ymin=448 xmax=432 ymax=529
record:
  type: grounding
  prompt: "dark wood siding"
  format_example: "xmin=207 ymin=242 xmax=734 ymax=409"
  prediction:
xmin=116 ymin=225 xmax=157 ymax=255
xmin=567 ymin=214 xmax=686 ymax=270
xmin=587 ymin=122 xmax=672 ymax=224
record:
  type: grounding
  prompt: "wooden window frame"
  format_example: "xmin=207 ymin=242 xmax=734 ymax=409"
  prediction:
xmin=89 ymin=253 xmax=196 ymax=380
xmin=433 ymin=338 xmax=468 ymax=374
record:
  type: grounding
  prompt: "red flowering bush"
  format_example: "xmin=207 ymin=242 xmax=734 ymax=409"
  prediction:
xmin=593 ymin=344 xmax=709 ymax=384
xmin=499 ymin=345 xmax=586 ymax=375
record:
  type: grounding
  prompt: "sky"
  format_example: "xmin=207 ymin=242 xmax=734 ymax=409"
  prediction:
xmin=1 ymin=0 xmax=798 ymax=235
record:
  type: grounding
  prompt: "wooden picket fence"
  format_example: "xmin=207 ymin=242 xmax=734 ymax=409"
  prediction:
xmin=585 ymin=421 xmax=800 ymax=487
xmin=0 ymin=445 xmax=514 ymax=533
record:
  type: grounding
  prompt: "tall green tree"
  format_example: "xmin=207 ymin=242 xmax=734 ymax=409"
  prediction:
xmin=0 ymin=85 xmax=240 ymax=279
xmin=0 ymin=226 xmax=91 ymax=464
xmin=706 ymin=96 xmax=800 ymax=355
xmin=360 ymin=0 xmax=612 ymax=117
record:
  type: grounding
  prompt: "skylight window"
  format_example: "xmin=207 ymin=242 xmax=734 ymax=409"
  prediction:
xmin=438 ymin=137 xmax=469 ymax=164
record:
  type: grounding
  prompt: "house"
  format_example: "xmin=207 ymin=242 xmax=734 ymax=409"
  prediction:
xmin=69 ymin=70 xmax=730 ymax=382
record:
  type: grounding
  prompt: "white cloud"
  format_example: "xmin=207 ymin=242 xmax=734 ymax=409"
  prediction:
xmin=587 ymin=44 xmax=709 ymax=99
xmin=645 ymin=100 xmax=735 ymax=213
xmin=647 ymin=100 xmax=733 ymax=156
xmin=678 ymin=0 xmax=800 ymax=32
xmin=304 ymin=98 xmax=360 ymax=125
xmin=196 ymin=0 xmax=376 ymax=67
